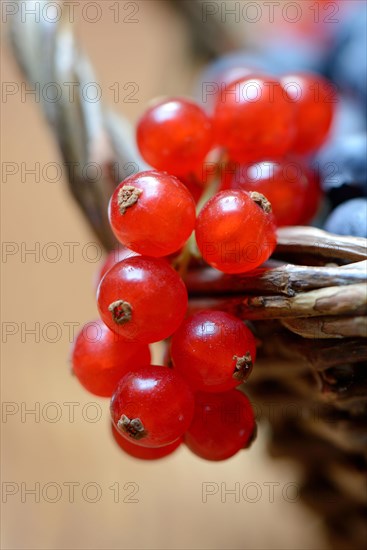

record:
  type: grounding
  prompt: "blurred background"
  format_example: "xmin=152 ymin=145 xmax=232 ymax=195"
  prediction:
xmin=1 ymin=1 xmax=366 ymax=549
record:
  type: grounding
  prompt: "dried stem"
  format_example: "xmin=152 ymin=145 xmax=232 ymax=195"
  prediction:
xmin=185 ymin=260 xmax=367 ymax=297
xmin=256 ymin=329 xmax=367 ymax=372
xmin=276 ymin=226 xmax=367 ymax=263
xmin=281 ymin=316 xmax=367 ymax=339
xmin=189 ymin=283 xmax=367 ymax=320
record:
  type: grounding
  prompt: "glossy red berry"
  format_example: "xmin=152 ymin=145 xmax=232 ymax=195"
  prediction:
xmin=71 ymin=319 xmax=150 ymax=397
xmin=97 ymin=256 xmax=188 ymax=343
xmin=297 ymin=165 xmax=322 ymax=224
xmin=174 ymin=172 xmax=204 ymax=203
xmin=224 ymin=159 xmax=309 ymax=227
xmin=111 ymin=424 xmax=182 ymax=460
xmin=185 ymin=390 xmax=256 ymax=461
xmin=111 ymin=365 xmax=195 ymax=448
xmin=195 ymin=189 xmax=277 ymax=273
xmin=215 ymin=66 xmax=257 ymax=91
xmin=281 ymin=73 xmax=336 ymax=154
xmin=213 ymin=75 xmax=295 ymax=163
xmin=95 ymin=246 xmax=138 ymax=289
xmin=109 ymin=170 xmax=196 ymax=257
xmin=171 ymin=310 xmax=256 ymax=393
xmin=136 ymin=98 xmax=213 ymax=175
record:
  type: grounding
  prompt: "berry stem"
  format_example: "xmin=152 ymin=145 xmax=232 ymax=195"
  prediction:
xmin=174 ymin=153 xmax=226 ymax=276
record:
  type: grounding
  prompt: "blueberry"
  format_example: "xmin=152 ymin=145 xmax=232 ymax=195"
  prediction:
xmin=324 ymin=198 xmax=367 ymax=238
xmin=315 ymin=132 xmax=367 ymax=207
xmin=195 ymin=45 xmax=322 ymax=98
xmin=324 ymin=4 xmax=367 ymax=106
xmin=326 ymin=96 xmax=366 ymax=137
xmin=258 ymin=38 xmax=326 ymax=75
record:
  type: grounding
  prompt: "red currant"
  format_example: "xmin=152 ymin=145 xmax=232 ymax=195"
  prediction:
xmin=171 ymin=310 xmax=256 ymax=392
xmin=111 ymin=424 xmax=182 ymax=460
xmin=215 ymin=66 xmax=257 ymax=91
xmin=97 ymin=256 xmax=188 ymax=343
xmin=71 ymin=319 xmax=150 ymax=397
xmin=111 ymin=365 xmax=194 ymax=447
xmin=297 ymin=165 xmax=322 ymax=224
xmin=213 ymin=75 xmax=295 ymax=163
xmin=223 ymin=159 xmax=309 ymax=227
xmin=185 ymin=390 xmax=255 ymax=461
xmin=95 ymin=246 xmax=138 ymax=289
xmin=281 ymin=73 xmax=335 ymax=154
xmin=136 ymin=98 xmax=213 ymax=175
xmin=175 ymin=172 xmax=204 ymax=203
xmin=195 ymin=189 xmax=277 ymax=273
xmin=109 ymin=170 xmax=196 ymax=257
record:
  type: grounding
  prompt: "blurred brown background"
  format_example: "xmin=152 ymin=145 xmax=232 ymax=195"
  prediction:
xmin=1 ymin=2 xmax=328 ymax=548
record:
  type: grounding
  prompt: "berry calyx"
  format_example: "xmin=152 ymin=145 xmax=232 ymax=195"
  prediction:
xmin=249 ymin=191 xmax=272 ymax=213
xmin=117 ymin=185 xmax=142 ymax=214
xmin=117 ymin=415 xmax=147 ymax=440
xmin=108 ymin=300 xmax=132 ymax=325
xmin=233 ymin=353 xmax=253 ymax=381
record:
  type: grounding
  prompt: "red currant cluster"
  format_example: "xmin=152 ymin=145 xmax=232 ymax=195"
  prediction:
xmin=72 ymin=70 xmax=335 ymax=461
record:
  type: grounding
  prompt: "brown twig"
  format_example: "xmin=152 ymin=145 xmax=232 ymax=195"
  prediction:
xmin=185 ymin=260 xmax=367 ymax=297
xmin=281 ymin=316 xmax=367 ymax=339
xmin=276 ymin=226 xmax=367 ymax=263
xmin=257 ymin=331 xmax=367 ymax=372
xmin=188 ymin=283 xmax=367 ymax=319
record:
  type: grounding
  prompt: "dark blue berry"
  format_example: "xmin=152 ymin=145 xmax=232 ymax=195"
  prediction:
xmin=324 ymin=4 xmax=367 ymax=108
xmin=324 ymin=199 xmax=367 ymax=238
xmin=315 ymin=132 xmax=367 ymax=207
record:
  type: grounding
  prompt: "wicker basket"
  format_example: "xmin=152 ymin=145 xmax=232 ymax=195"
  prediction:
xmin=215 ymin=230 xmax=367 ymax=550
xmin=250 ymin=241 xmax=367 ymax=550
xmin=183 ymin=226 xmax=367 ymax=549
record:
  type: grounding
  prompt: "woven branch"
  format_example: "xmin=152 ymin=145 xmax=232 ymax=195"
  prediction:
xmin=281 ymin=316 xmax=367 ymax=339
xmin=276 ymin=226 xmax=367 ymax=262
xmin=8 ymin=0 xmax=145 ymax=250
xmin=189 ymin=283 xmax=367 ymax=320
xmin=257 ymin=330 xmax=367 ymax=370
xmin=185 ymin=260 xmax=367 ymax=296
xmin=241 ymin=284 xmax=367 ymax=319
